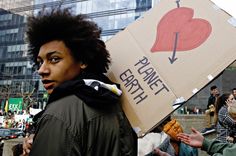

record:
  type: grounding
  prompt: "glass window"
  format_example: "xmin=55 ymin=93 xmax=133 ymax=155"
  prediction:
xmin=86 ymin=1 xmax=92 ymax=13
xmin=13 ymin=45 xmax=17 ymax=52
xmin=121 ymin=14 xmax=126 ymax=19
xmin=26 ymin=68 xmax=32 ymax=75
xmin=16 ymin=45 xmax=20 ymax=51
xmin=18 ymin=67 xmax=23 ymax=75
xmin=0 ymin=30 xmax=6 ymax=36
xmin=81 ymin=2 xmax=87 ymax=13
xmin=7 ymin=46 xmax=12 ymax=52
xmin=23 ymin=16 xmax=27 ymax=23
xmin=13 ymin=67 xmax=17 ymax=75
xmin=3 ymin=14 xmax=7 ymax=21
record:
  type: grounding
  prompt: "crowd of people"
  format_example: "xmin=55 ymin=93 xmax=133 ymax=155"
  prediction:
xmin=151 ymin=86 xmax=236 ymax=156
xmin=200 ymin=85 xmax=236 ymax=144
xmin=136 ymin=85 xmax=236 ymax=156
xmin=0 ymin=110 xmax=33 ymax=133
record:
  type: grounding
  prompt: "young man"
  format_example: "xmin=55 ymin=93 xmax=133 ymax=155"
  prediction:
xmin=201 ymin=85 xmax=219 ymax=134
xmin=207 ymin=85 xmax=219 ymax=110
xmin=23 ymin=9 xmax=137 ymax=156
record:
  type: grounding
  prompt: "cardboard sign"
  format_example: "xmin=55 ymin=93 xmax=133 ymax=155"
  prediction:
xmin=106 ymin=0 xmax=236 ymax=136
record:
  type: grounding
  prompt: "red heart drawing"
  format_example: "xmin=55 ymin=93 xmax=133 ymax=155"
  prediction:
xmin=151 ymin=7 xmax=212 ymax=52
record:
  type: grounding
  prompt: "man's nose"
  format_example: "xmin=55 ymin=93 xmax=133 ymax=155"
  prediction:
xmin=38 ymin=62 xmax=49 ymax=75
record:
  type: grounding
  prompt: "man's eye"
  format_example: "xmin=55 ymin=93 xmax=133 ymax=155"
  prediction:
xmin=50 ymin=57 xmax=60 ymax=63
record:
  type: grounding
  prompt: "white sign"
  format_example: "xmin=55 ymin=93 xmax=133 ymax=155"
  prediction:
xmin=29 ymin=107 xmax=42 ymax=116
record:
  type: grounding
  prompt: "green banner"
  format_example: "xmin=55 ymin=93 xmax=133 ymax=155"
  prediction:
xmin=8 ymin=98 xmax=23 ymax=112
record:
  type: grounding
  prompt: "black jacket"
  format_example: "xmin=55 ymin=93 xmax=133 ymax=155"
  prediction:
xmin=30 ymin=73 xmax=137 ymax=156
xmin=207 ymin=94 xmax=216 ymax=109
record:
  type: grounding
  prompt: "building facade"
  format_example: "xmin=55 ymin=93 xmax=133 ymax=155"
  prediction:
xmin=0 ymin=8 xmax=36 ymax=111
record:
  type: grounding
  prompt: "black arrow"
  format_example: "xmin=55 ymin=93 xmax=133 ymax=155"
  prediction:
xmin=168 ymin=32 xmax=179 ymax=64
xmin=176 ymin=0 xmax=180 ymax=8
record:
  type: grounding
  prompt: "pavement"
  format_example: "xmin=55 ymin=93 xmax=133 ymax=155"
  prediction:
xmin=2 ymin=138 xmax=23 ymax=156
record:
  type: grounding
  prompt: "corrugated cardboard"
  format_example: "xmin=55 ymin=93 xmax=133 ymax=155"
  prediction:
xmin=106 ymin=0 xmax=236 ymax=136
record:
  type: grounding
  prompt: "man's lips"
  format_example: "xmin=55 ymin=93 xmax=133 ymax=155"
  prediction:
xmin=43 ymin=83 xmax=54 ymax=90
xmin=42 ymin=80 xmax=55 ymax=90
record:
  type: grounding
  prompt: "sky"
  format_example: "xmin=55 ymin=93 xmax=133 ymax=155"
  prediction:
xmin=211 ymin=0 xmax=236 ymax=18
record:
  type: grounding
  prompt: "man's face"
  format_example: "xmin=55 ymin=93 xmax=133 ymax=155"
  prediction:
xmin=211 ymin=88 xmax=219 ymax=96
xmin=213 ymin=88 xmax=220 ymax=96
xmin=37 ymin=40 xmax=84 ymax=94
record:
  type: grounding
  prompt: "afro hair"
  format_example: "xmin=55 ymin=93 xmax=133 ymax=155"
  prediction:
xmin=26 ymin=8 xmax=110 ymax=73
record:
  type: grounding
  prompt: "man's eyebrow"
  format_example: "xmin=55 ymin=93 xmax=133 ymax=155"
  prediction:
xmin=37 ymin=51 xmax=61 ymax=60
xmin=46 ymin=51 xmax=61 ymax=57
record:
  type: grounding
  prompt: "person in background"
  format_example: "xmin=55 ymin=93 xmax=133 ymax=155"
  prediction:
xmin=178 ymin=128 xmax=236 ymax=156
xmin=215 ymin=93 xmax=236 ymax=142
xmin=208 ymin=86 xmax=220 ymax=111
xmin=225 ymin=99 xmax=236 ymax=143
xmin=141 ymin=117 xmax=198 ymax=156
xmin=138 ymin=116 xmax=176 ymax=156
xmin=22 ymin=8 xmax=137 ymax=156
xmin=201 ymin=85 xmax=219 ymax=134
xmin=153 ymin=128 xmax=236 ymax=156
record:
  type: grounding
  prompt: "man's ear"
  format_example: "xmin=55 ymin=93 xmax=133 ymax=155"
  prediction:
xmin=80 ymin=63 xmax=87 ymax=69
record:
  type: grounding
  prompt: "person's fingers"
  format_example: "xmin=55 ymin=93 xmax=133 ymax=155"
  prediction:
xmin=177 ymin=133 xmax=188 ymax=139
xmin=177 ymin=133 xmax=185 ymax=137
xmin=226 ymin=100 xmax=231 ymax=106
xmin=22 ymin=152 xmax=29 ymax=156
xmin=179 ymin=136 xmax=189 ymax=143
xmin=154 ymin=148 xmax=164 ymax=156
xmin=153 ymin=148 xmax=170 ymax=156
xmin=177 ymin=133 xmax=190 ymax=144
xmin=22 ymin=149 xmax=29 ymax=156
xmin=27 ymin=138 xmax=33 ymax=144
xmin=22 ymin=136 xmax=33 ymax=155
xmin=26 ymin=149 xmax=31 ymax=154
xmin=180 ymin=137 xmax=190 ymax=145
xmin=153 ymin=148 xmax=160 ymax=154
xmin=177 ymin=134 xmax=184 ymax=141
xmin=191 ymin=127 xmax=198 ymax=134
